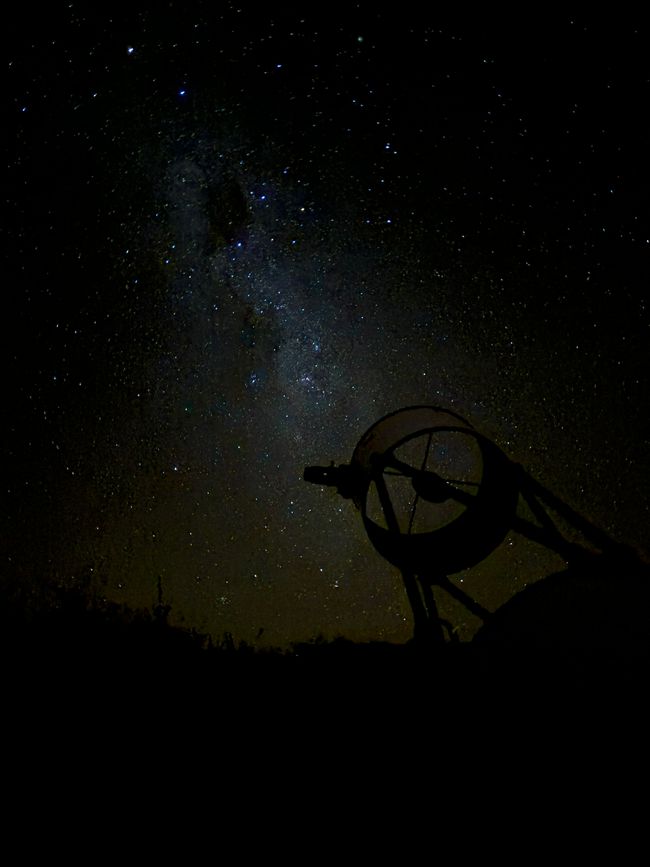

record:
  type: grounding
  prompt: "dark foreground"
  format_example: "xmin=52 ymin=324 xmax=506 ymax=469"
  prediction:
xmin=5 ymin=593 xmax=647 ymax=716
xmin=4 ymin=589 xmax=648 ymax=812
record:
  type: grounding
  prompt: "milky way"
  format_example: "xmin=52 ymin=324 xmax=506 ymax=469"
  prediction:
xmin=7 ymin=8 xmax=649 ymax=647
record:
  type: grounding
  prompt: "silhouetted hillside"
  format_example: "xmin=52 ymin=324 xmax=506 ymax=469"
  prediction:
xmin=4 ymin=572 xmax=647 ymax=720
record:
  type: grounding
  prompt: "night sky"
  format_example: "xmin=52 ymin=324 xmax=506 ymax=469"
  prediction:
xmin=6 ymin=7 xmax=649 ymax=650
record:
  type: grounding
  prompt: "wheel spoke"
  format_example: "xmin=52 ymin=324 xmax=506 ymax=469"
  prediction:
xmin=408 ymin=431 xmax=433 ymax=534
xmin=379 ymin=431 xmax=484 ymax=530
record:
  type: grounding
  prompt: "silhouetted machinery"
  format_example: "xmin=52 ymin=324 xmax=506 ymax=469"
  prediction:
xmin=304 ymin=406 xmax=649 ymax=652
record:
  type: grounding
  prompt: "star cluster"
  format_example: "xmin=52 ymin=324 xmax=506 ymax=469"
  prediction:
xmin=6 ymin=8 xmax=649 ymax=647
